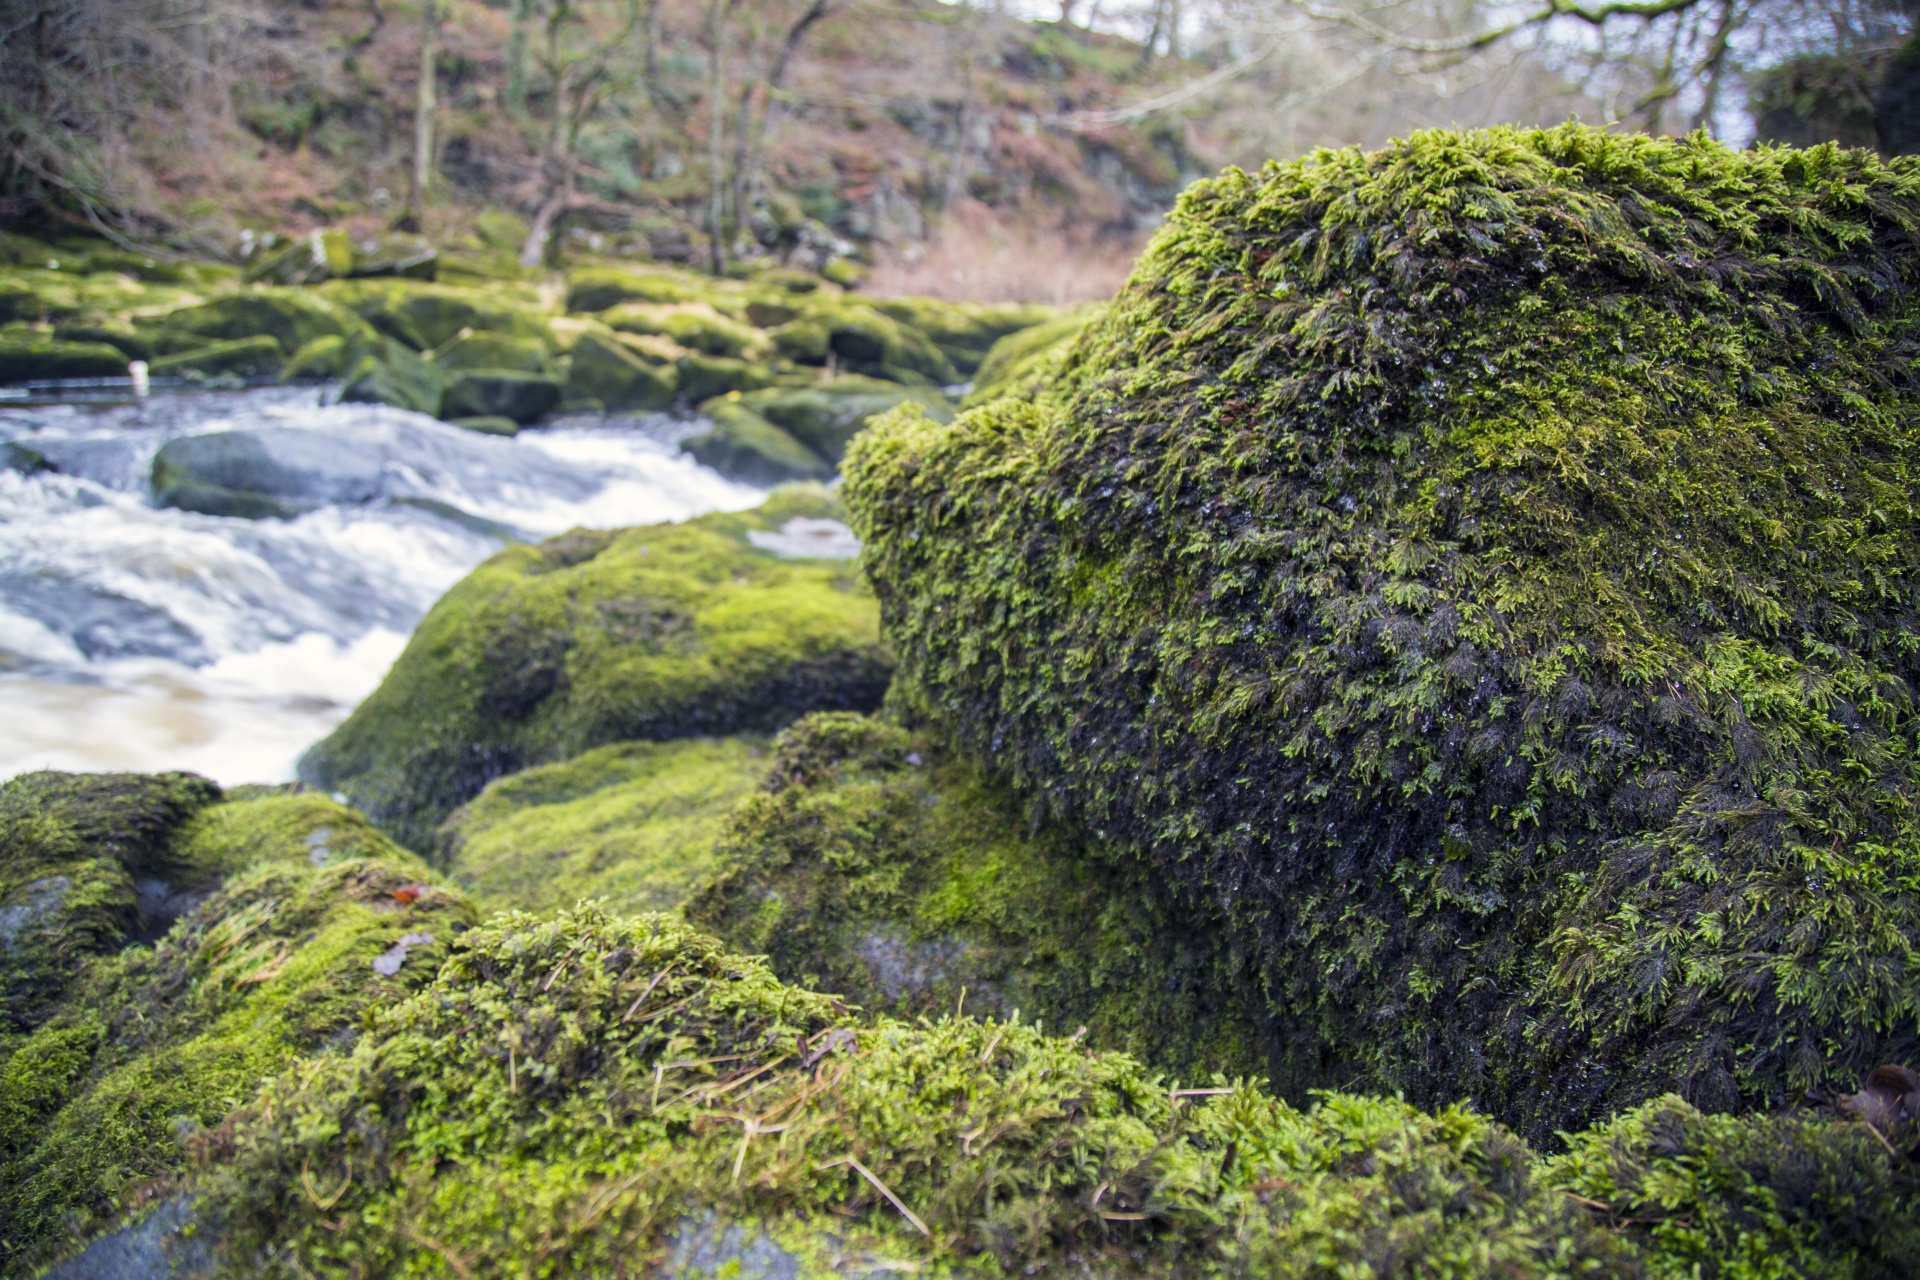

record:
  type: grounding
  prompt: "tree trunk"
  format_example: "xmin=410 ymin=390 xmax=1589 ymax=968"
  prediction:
xmin=404 ymin=0 xmax=441 ymax=225
xmin=706 ymin=0 xmax=729 ymax=274
xmin=1139 ymin=0 xmax=1164 ymax=67
xmin=506 ymin=0 xmax=536 ymax=118
xmin=738 ymin=0 xmax=831 ymax=225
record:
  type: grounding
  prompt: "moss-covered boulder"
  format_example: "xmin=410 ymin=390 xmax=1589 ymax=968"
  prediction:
xmin=676 ymin=350 xmax=778 ymax=402
xmin=299 ymin=487 xmax=891 ymax=851
xmin=1 ymin=771 xmax=222 ymax=1042
xmin=437 ymin=736 xmax=768 ymax=917
xmin=440 ymin=368 xmax=562 ymax=423
xmin=338 ymin=335 xmax=446 ymax=416
xmin=0 ymin=335 xmax=128 ymax=383
xmin=278 ymin=333 xmax=349 ymax=381
xmin=964 ymin=309 xmax=1093 ymax=403
xmin=794 ymin=299 xmax=960 ymax=385
xmin=0 ymin=789 xmax=467 ymax=1273
xmin=690 ymin=713 xmax=1268 ymax=1076
xmin=872 ymin=298 xmax=1063 ymax=375
xmin=566 ymin=264 xmax=717 ymax=313
xmin=317 ymin=278 xmax=551 ymax=352
xmin=432 ymin=328 xmax=552 ymax=374
xmin=149 ymin=334 xmax=284 ymax=379
xmin=600 ymin=302 xmax=766 ymax=359
xmin=145 ymin=290 xmax=364 ymax=357
xmin=197 ymin=902 xmax=1916 ymax=1279
xmin=726 ymin=376 xmax=954 ymax=465
xmin=681 ymin=400 xmax=836 ymax=485
xmin=562 ymin=328 xmax=678 ymax=411
xmin=846 ymin=127 xmax=1920 ymax=1139
xmin=51 ymin=322 xmax=152 ymax=362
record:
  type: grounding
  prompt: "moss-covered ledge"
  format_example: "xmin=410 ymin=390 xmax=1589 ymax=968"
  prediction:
xmin=300 ymin=485 xmax=892 ymax=852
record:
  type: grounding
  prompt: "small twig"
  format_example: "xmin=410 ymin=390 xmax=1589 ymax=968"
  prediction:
xmin=1171 ymin=1087 xmax=1235 ymax=1100
xmin=820 ymin=1156 xmax=932 ymax=1238
xmin=1859 ymin=1119 xmax=1903 ymax=1160
xmin=509 ymin=1045 xmax=516 ymax=1092
xmin=731 ymin=1115 xmax=794 ymax=1182
xmin=300 ymin=1156 xmax=353 ymax=1210
xmin=621 ymin=966 xmax=677 ymax=1022
xmin=978 ymin=1029 xmax=1004 ymax=1064
xmin=1562 ymin=1191 xmax=1614 ymax=1213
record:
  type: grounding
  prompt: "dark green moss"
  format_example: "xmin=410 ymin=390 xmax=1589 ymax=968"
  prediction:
xmin=1 ymin=771 xmax=221 ymax=1040
xmin=301 ymin=487 xmax=891 ymax=852
xmin=438 ymin=735 xmax=770 ymax=917
xmin=845 ymin=127 xmax=1920 ymax=1139
xmin=690 ymin=713 xmax=1269 ymax=1079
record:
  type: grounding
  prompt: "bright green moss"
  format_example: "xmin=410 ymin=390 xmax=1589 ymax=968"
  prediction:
xmin=844 ymin=127 xmax=1920 ymax=1139
xmin=437 ymin=736 xmax=769 ymax=917
xmin=200 ymin=903 xmax=1651 ymax=1279
xmin=301 ymin=487 xmax=892 ymax=852
xmin=0 ymin=789 xmax=470 ymax=1274
xmin=689 ymin=713 xmax=1268 ymax=1077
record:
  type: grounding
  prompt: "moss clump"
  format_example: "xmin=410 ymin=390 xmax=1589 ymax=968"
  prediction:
xmin=962 ymin=309 xmax=1093 ymax=404
xmin=690 ymin=713 xmax=1268 ymax=1077
xmin=437 ymin=736 xmax=769 ymax=917
xmin=1 ymin=771 xmax=222 ymax=1041
xmin=872 ymin=299 xmax=1066 ymax=376
xmin=1544 ymin=1095 xmax=1920 ymax=1278
xmin=198 ymin=903 xmax=1916 ymax=1278
xmin=301 ymin=487 xmax=892 ymax=852
xmin=845 ymin=127 xmax=1920 ymax=1138
xmin=0 ymin=790 xmax=468 ymax=1273
xmin=198 ymin=903 xmax=1635 ymax=1278
xmin=0 ymin=334 xmax=129 ymax=382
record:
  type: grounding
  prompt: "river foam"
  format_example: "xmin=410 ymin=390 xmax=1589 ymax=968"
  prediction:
xmin=0 ymin=388 xmax=763 ymax=785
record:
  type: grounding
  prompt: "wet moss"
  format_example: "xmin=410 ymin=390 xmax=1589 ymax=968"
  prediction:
xmin=437 ymin=736 xmax=770 ymax=918
xmin=300 ymin=487 xmax=892 ymax=852
xmin=689 ymin=713 xmax=1269 ymax=1079
xmin=1 ymin=771 xmax=222 ymax=1041
xmin=844 ymin=127 xmax=1920 ymax=1138
xmin=197 ymin=903 xmax=1914 ymax=1278
xmin=0 ymin=790 xmax=468 ymax=1273
xmin=963 ymin=309 xmax=1093 ymax=404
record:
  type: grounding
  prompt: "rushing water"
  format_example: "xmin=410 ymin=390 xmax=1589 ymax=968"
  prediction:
xmin=0 ymin=387 xmax=764 ymax=786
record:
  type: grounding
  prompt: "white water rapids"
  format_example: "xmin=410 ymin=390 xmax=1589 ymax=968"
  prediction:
xmin=0 ymin=388 xmax=765 ymax=785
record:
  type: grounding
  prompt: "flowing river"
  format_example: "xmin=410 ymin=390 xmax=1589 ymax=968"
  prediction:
xmin=0 ymin=388 xmax=764 ymax=785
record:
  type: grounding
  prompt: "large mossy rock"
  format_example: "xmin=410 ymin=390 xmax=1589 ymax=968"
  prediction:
xmin=680 ymin=400 xmax=835 ymax=486
xmin=562 ymin=328 xmax=678 ymax=410
xmin=440 ymin=368 xmax=562 ymax=424
xmin=726 ymin=376 xmax=953 ymax=465
xmin=432 ymin=328 xmax=552 ymax=374
xmin=0 ymin=786 xmax=465 ymax=1274
xmin=436 ymin=736 xmax=768 ymax=917
xmin=599 ymin=302 xmax=765 ymax=359
xmin=872 ymin=298 xmax=1063 ymax=375
xmin=0 ymin=335 xmax=128 ymax=383
xmin=299 ymin=487 xmax=892 ymax=851
xmin=845 ymin=126 xmax=1920 ymax=1139
xmin=145 ymin=290 xmax=365 ymax=357
xmin=317 ymin=278 xmax=551 ymax=352
xmin=690 ymin=712 xmax=1268 ymax=1075
xmin=149 ymin=334 xmax=284 ymax=379
xmin=338 ymin=335 xmax=446 ymax=416
xmin=196 ymin=902 xmax=1919 ymax=1279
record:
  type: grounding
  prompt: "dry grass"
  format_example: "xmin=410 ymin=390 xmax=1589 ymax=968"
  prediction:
xmin=863 ymin=201 xmax=1142 ymax=304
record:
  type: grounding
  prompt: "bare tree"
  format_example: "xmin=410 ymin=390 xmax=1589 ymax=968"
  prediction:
xmin=401 ymin=0 xmax=444 ymax=230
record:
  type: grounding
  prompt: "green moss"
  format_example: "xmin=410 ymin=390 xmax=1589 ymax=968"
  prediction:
xmin=1 ymin=771 xmax=222 ymax=1041
xmin=316 ymin=278 xmax=553 ymax=352
xmin=146 ymin=289 xmax=368 ymax=357
xmin=0 ymin=790 xmax=468 ymax=1273
xmin=682 ymin=401 xmax=836 ymax=485
xmin=844 ymin=127 xmax=1920 ymax=1139
xmin=689 ymin=713 xmax=1268 ymax=1077
xmin=150 ymin=334 xmax=285 ymax=378
xmin=601 ymin=302 xmax=767 ymax=359
xmin=437 ymin=736 xmax=769 ymax=917
xmin=300 ymin=487 xmax=892 ymax=852
xmin=725 ymin=377 xmax=954 ymax=466
xmin=963 ymin=309 xmax=1092 ymax=404
xmin=562 ymin=327 xmax=679 ymax=410
xmin=197 ymin=904 xmax=1624 ymax=1278
xmin=1544 ymin=1095 xmax=1920 ymax=1278
xmin=0 ymin=334 xmax=129 ymax=382
xmin=870 ymin=299 xmax=1064 ymax=375
xmin=431 ymin=329 xmax=553 ymax=374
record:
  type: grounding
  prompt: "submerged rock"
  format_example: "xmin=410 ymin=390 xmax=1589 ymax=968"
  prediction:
xmin=299 ymin=486 xmax=893 ymax=851
xmin=150 ymin=428 xmax=385 ymax=520
xmin=440 ymin=368 xmax=562 ymax=424
xmin=846 ymin=125 xmax=1920 ymax=1138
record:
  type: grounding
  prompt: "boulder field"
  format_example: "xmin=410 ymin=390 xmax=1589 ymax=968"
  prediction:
xmin=0 ymin=230 xmax=1068 ymax=494
xmin=6 ymin=127 xmax=1920 ymax=1277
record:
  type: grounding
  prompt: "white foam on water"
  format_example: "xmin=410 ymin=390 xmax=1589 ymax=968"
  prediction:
xmin=0 ymin=389 xmax=764 ymax=786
